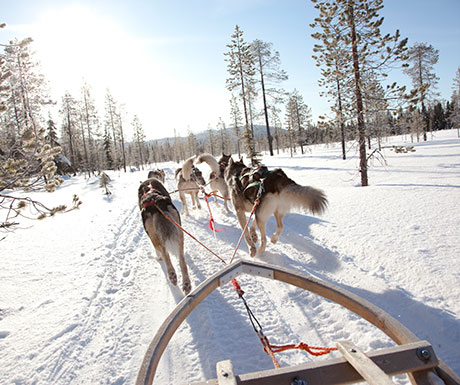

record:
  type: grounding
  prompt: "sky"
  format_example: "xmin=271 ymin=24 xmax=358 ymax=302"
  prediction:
xmin=2 ymin=0 xmax=460 ymax=140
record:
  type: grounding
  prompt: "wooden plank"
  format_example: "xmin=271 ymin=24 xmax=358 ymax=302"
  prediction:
xmin=216 ymin=360 xmax=238 ymax=385
xmin=189 ymin=341 xmax=438 ymax=385
xmin=337 ymin=341 xmax=394 ymax=385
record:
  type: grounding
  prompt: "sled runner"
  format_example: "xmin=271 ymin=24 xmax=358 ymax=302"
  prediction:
xmin=135 ymin=259 xmax=460 ymax=385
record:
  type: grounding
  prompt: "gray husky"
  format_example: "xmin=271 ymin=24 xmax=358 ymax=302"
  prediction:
xmin=224 ymin=158 xmax=328 ymax=257
xmin=175 ymin=156 xmax=206 ymax=216
xmin=147 ymin=168 xmax=165 ymax=183
xmin=138 ymin=177 xmax=191 ymax=294
xmin=196 ymin=153 xmax=232 ymax=212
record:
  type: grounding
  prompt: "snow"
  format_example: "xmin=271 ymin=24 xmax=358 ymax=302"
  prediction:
xmin=1 ymin=130 xmax=459 ymax=385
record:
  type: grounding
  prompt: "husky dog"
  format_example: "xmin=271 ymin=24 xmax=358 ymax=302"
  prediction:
xmin=224 ymin=158 xmax=328 ymax=257
xmin=138 ymin=177 xmax=191 ymax=294
xmin=196 ymin=153 xmax=232 ymax=212
xmin=175 ymin=156 xmax=206 ymax=216
xmin=147 ymin=169 xmax=166 ymax=183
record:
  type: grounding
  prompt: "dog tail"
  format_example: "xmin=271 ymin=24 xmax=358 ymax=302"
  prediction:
xmin=281 ymin=184 xmax=328 ymax=215
xmin=196 ymin=153 xmax=220 ymax=174
xmin=181 ymin=156 xmax=195 ymax=180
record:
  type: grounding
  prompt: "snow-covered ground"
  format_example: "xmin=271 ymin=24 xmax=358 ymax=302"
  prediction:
xmin=1 ymin=130 xmax=459 ymax=385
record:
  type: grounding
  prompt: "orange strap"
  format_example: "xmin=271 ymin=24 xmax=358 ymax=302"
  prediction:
xmin=269 ymin=342 xmax=338 ymax=356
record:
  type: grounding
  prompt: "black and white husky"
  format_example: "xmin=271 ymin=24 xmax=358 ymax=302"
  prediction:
xmin=138 ymin=177 xmax=191 ymax=294
xmin=224 ymin=158 xmax=328 ymax=257
xmin=196 ymin=153 xmax=232 ymax=212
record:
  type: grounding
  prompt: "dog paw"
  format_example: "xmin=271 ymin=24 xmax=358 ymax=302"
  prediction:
xmin=168 ymin=271 xmax=177 ymax=286
xmin=271 ymin=235 xmax=279 ymax=244
xmin=250 ymin=246 xmax=257 ymax=258
xmin=182 ymin=280 xmax=192 ymax=295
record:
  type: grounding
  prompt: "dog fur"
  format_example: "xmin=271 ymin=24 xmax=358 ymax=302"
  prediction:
xmin=175 ymin=156 xmax=206 ymax=216
xmin=196 ymin=153 xmax=232 ymax=212
xmin=224 ymin=158 xmax=328 ymax=257
xmin=138 ymin=177 xmax=191 ymax=294
xmin=147 ymin=169 xmax=166 ymax=183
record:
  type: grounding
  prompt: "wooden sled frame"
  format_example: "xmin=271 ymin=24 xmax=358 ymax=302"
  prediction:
xmin=136 ymin=259 xmax=460 ymax=385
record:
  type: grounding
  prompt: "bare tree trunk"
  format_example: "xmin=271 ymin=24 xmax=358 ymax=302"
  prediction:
xmin=348 ymin=1 xmax=368 ymax=186
xmin=258 ymin=55 xmax=274 ymax=156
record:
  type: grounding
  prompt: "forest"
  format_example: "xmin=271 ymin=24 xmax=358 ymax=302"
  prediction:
xmin=1 ymin=0 xmax=460 ymax=227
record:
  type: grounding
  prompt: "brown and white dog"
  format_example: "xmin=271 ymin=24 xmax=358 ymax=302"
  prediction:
xmin=174 ymin=156 xmax=206 ymax=216
xmin=196 ymin=153 xmax=232 ymax=212
xmin=224 ymin=158 xmax=328 ymax=257
xmin=147 ymin=168 xmax=166 ymax=183
xmin=138 ymin=177 xmax=191 ymax=294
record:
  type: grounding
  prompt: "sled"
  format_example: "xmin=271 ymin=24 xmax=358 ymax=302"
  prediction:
xmin=135 ymin=259 xmax=460 ymax=385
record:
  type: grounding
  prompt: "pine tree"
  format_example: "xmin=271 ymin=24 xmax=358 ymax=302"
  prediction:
xmin=206 ymin=124 xmax=216 ymax=155
xmin=269 ymin=105 xmax=283 ymax=155
xmin=132 ymin=115 xmax=145 ymax=170
xmin=229 ymin=94 xmax=242 ymax=158
xmin=225 ymin=25 xmax=259 ymax=165
xmin=217 ymin=117 xmax=231 ymax=154
xmin=117 ymin=107 xmax=127 ymax=172
xmin=449 ymin=67 xmax=460 ymax=136
xmin=285 ymin=89 xmax=312 ymax=154
xmin=311 ymin=14 xmax=353 ymax=160
xmin=99 ymin=171 xmax=112 ymax=195
xmin=102 ymin=126 xmax=114 ymax=170
xmin=80 ymin=82 xmax=100 ymax=176
xmin=403 ymin=42 xmax=439 ymax=141
xmin=2 ymin=37 xmax=49 ymax=137
xmin=251 ymin=39 xmax=288 ymax=156
xmin=59 ymin=92 xmax=79 ymax=170
xmin=104 ymin=89 xmax=121 ymax=169
xmin=311 ymin=0 xmax=408 ymax=186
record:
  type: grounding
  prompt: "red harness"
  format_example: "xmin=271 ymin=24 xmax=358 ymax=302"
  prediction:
xmin=142 ymin=185 xmax=163 ymax=209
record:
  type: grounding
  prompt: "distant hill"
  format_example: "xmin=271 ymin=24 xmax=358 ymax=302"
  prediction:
xmin=148 ymin=124 xmax=282 ymax=145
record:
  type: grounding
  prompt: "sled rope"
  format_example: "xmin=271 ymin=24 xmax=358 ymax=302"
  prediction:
xmin=203 ymin=192 xmax=223 ymax=233
xmin=148 ymin=184 xmax=337 ymax=367
xmin=231 ymin=278 xmax=281 ymax=368
xmin=268 ymin=342 xmax=337 ymax=356
xmin=228 ymin=197 xmax=260 ymax=265
xmin=150 ymin=201 xmax=227 ymax=264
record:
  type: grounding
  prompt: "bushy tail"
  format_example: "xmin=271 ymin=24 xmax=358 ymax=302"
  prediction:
xmin=196 ymin=153 xmax=220 ymax=174
xmin=181 ymin=156 xmax=195 ymax=180
xmin=281 ymin=184 xmax=328 ymax=215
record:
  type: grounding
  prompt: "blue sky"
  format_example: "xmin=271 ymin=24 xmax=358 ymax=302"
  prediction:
xmin=2 ymin=0 xmax=460 ymax=140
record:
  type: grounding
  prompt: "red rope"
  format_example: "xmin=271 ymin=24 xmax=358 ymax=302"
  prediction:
xmin=204 ymin=193 xmax=223 ymax=233
xmin=152 ymin=203 xmax=226 ymax=265
xmin=147 ymin=191 xmax=338 ymax=366
xmin=269 ymin=342 xmax=338 ymax=356
xmin=228 ymin=198 xmax=259 ymax=265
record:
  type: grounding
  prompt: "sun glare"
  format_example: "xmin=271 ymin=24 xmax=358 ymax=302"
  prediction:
xmin=20 ymin=4 xmax=228 ymax=138
xmin=33 ymin=6 xmax=129 ymax=91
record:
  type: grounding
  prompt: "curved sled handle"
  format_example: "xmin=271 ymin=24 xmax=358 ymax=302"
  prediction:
xmin=135 ymin=259 xmax=458 ymax=385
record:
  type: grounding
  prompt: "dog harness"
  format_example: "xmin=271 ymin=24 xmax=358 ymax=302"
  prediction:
xmin=141 ymin=185 xmax=165 ymax=209
xmin=240 ymin=166 xmax=270 ymax=203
